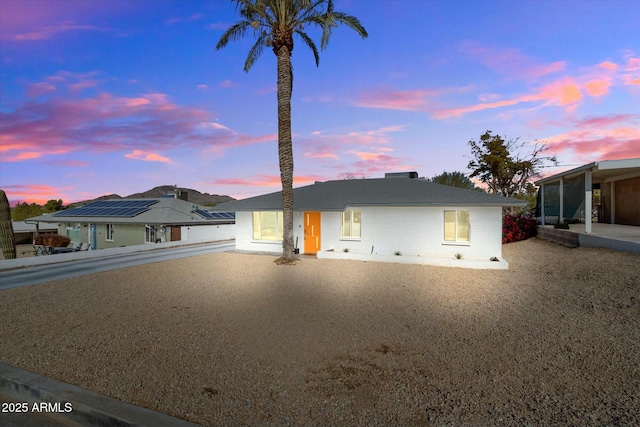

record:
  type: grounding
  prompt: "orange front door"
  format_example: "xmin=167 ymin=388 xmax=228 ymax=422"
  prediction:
xmin=304 ymin=211 xmax=321 ymax=254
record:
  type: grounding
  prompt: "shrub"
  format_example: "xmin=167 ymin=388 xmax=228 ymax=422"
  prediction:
xmin=502 ymin=214 xmax=538 ymax=244
xmin=35 ymin=234 xmax=71 ymax=247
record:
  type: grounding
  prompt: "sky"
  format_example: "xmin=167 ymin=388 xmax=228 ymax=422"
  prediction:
xmin=1 ymin=0 xmax=639 ymax=206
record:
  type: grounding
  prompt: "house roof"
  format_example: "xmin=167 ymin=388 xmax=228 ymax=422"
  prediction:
xmin=12 ymin=221 xmax=58 ymax=232
xmin=213 ymin=176 xmax=527 ymax=212
xmin=27 ymin=197 xmax=235 ymax=225
xmin=535 ymin=158 xmax=640 ymax=186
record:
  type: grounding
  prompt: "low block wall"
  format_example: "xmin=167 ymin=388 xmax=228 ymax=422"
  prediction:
xmin=536 ymin=226 xmax=580 ymax=247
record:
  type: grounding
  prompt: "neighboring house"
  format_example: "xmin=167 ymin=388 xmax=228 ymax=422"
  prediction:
xmin=12 ymin=221 xmax=58 ymax=244
xmin=213 ymin=172 xmax=526 ymax=268
xmin=535 ymin=158 xmax=640 ymax=230
xmin=27 ymin=197 xmax=235 ymax=250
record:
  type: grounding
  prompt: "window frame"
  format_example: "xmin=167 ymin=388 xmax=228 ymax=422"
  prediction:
xmin=443 ymin=209 xmax=470 ymax=245
xmin=105 ymin=223 xmax=114 ymax=242
xmin=66 ymin=223 xmax=81 ymax=242
xmin=252 ymin=211 xmax=284 ymax=242
xmin=340 ymin=210 xmax=362 ymax=240
xmin=145 ymin=225 xmax=157 ymax=243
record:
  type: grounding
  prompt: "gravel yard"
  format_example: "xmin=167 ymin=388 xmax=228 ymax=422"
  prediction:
xmin=1 ymin=237 xmax=639 ymax=426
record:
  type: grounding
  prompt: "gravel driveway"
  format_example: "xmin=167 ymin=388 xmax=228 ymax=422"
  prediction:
xmin=1 ymin=238 xmax=638 ymax=426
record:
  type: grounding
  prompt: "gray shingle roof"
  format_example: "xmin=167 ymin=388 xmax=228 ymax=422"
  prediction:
xmin=214 ymin=177 xmax=527 ymax=211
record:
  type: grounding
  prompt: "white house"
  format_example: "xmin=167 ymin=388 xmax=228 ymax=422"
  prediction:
xmin=214 ymin=172 xmax=527 ymax=269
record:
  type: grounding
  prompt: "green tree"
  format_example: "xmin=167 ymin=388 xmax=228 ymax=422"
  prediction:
xmin=217 ymin=0 xmax=367 ymax=263
xmin=429 ymin=171 xmax=483 ymax=191
xmin=43 ymin=199 xmax=64 ymax=212
xmin=11 ymin=202 xmax=43 ymax=221
xmin=467 ymin=131 xmax=556 ymax=211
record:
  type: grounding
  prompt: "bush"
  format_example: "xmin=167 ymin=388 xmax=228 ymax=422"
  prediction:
xmin=502 ymin=214 xmax=538 ymax=244
xmin=34 ymin=234 xmax=71 ymax=247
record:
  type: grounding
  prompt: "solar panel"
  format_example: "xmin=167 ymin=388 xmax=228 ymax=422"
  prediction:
xmin=193 ymin=209 xmax=235 ymax=220
xmin=53 ymin=199 xmax=157 ymax=218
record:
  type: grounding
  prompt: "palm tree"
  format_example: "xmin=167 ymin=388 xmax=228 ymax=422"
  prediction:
xmin=217 ymin=0 xmax=367 ymax=263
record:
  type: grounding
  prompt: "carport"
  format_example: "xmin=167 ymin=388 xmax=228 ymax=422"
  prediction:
xmin=535 ymin=158 xmax=640 ymax=232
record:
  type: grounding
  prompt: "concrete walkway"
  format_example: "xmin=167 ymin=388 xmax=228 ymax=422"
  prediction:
xmin=0 ymin=363 xmax=198 ymax=427
xmin=537 ymin=223 xmax=640 ymax=254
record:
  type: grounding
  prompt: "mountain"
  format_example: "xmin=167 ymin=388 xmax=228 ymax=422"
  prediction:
xmin=126 ymin=186 xmax=235 ymax=206
xmin=69 ymin=186 xmax=235 ymax=207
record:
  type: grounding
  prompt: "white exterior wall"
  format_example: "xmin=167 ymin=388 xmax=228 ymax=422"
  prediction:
xmin=235 ymin=206 xmax=503 ymax=261
xmin=235 ymin=211 xmax=305 ymax=253
xmin=180 ymin=224 xmax=235 ymax=243
xmin=320 ymin=206 xmax=503 ymax=260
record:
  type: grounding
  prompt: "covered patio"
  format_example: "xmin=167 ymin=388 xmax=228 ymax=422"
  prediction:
xmin=535 ymin=158 xmax=640 ymax=232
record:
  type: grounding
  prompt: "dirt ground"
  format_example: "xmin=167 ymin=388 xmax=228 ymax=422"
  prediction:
xmin=1 ymin=238 xmax=638 ymax=426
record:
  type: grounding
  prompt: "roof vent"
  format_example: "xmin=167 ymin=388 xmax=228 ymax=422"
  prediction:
xmin=385 ymin=171 xmax=419 ymax=179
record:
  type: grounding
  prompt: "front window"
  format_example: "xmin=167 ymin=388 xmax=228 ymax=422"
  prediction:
xmin=145 ymin=225 xmax=157 ymax=243
xmin=105 ymin=224 xmax=114 ymax=241
xmin=66 ymin=223 xmax=81 ymax=242
xmin=444 ymin=210 xmax=470 ymax=242
xmin=341 ymin=210 xmax=361 ymax=238
xmin=253 ymin=211 xmax=283 ymax=241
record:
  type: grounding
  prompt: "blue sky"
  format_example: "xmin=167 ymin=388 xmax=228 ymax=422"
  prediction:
xmin=1 ymin=0 xmax=639 ymax=205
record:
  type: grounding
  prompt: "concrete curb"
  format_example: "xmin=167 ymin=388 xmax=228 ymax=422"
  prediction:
xmin=0 ymin=363 xmax=199 ymax=427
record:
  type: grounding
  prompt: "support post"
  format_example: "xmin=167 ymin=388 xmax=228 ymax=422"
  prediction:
xmin=611 ymin=181 xmax=616 ymax=224
xmin=540 ymin=184 xmax=545 ymax=225
xmin=559 ymin=177 xmax=564 ymax=223
xmin=585 ymin=170 xmax=592 ymax=233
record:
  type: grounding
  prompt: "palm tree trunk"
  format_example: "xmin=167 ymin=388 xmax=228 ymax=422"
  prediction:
xmin=276 ymin=45 xmax=295 ymax=261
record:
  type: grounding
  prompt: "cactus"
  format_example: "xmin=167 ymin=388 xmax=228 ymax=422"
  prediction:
xmin=0 ymin=189 xmax=16 ymax=260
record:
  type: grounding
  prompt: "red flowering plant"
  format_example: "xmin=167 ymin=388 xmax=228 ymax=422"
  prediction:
xmin=502 ymin=214 xmax=538 ymax=244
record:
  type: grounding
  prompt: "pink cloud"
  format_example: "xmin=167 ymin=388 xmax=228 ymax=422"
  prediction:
xmin=124 ymin=150 xmax=171 ymax=163
xmin=578 ymin=114 xmax=637 ymax=128
xmin=298 ymin=125 xmax=404 ymax=161
xmin=584 ymin=80 xmax=611 ymax=97
xmin=219 ymin=80 xmax=236 ymax=89
xmin=12 ymin=23 xmax=118 ymax=41
xmin=69 ymin=80 xmax=98 ymax=94
xmin=27 ymin=82 xmax=57 ymax=97
xmin=211 ymin=174 xmax=325 ymax=187
xmin=625 ymin=58 xmax=640 ymax=71
xmin=435 ymin=76 xmax=614 ymax=119
xmin=598 ymin=61 xmax=618 ymax=71
xmin=434 ymin=99 xmax=519 ymax=119
xmin=3 ymin=184 xmax=72 ymax=206
xmin=354 ymin=88 xmax=436 ymax=111
xmin=459 ymin=41 xmax=566 ymax=80
xmin=1 ymin=81 xmax=273 ymax=164
xmin=349 ymin=151 xmax=391 ymax=161
xmin=45 ymin=159 xmax=90 ymax=168
xmin=304 ymin=151 xmax=339 ymax=159
xmin=166 ymin=13 xmax=203 ymax=26
xmin=543 ymin=114 xmax=640 ymax=162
